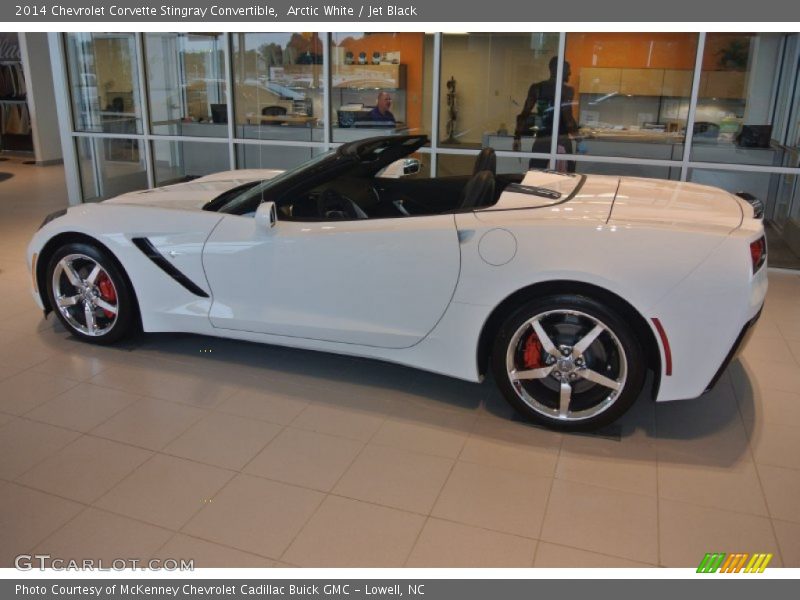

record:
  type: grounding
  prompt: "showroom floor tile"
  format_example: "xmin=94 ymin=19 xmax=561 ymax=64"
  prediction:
xmin=182 ymin=473 xmax=325 ymax=559
xmin=540 ymin=479 xmax=659 ymax=564
xmin=151 ymin=533 xmax=278 ymax=568
xmin=333 ymin=444 xmax=454 ymax=514
xmin=25 ymin=382 xmax=140 ymax=432
xmin=282 ymin=495 xmax=425 ymax=567
xmin=0 ymin=482 xmax=84 ymax=566
xmin=1 ymin=158 xmax=800 ymax=567
xmin=244 ymin=427 xmax=363 ymax=492
xmin=17 ymin=435 xmax=153 ymax=503
xmin=405 ymin=518 xmax=538 ymax=568
xmin=94 ymin=453 xmax=234 ymax=530
xmin=533 ymin=542 xmax=655 ymax=568
xmin=32 ymin=508 xmax=174 ymax=565
xmin=163 ymin=412 xmax=282 ymax=471
xmin=431 ymin=461 xmax=552 ymax=538
xmin=658 ymin=499 xmax=783 ymax=568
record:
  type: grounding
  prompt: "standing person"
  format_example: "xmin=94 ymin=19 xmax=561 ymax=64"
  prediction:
xmin=369 ymin=92 xmax=396 ymax=123
xmin=513 ymin=57 xmax=578 ymax=171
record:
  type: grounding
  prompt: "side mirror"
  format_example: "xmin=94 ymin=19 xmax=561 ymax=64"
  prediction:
xmin=255 ymin=201 xmax=277 ymax=231
xmin=403 ymin=158 xmax=421 ymax=175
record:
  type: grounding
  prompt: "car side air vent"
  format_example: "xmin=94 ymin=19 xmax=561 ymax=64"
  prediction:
xmin=131 ymin=237 xmax=210 ymax=298
xmin=506 ymin=183 xmax=562 ymax=200
xmin=735 ymin=192 xmax=764 ymax=219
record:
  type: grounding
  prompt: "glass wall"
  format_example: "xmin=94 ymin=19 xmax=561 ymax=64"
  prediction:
xmin=145 ymin=33 xmax=227 ymax=137
xmin=691 ymin=33 xmax=785 ymax=166
xmin=440 ymin=33 xmax=560 ymax=154
xmin=75 ymin=136 xmax=147 ymax=202
xmin=151 ymin=140 xmax=229 ymax=185
xmin=65 ymin=33 xmax=143 ymax=134
xmin=563 ymin=32 xmax=699 ymax=161
xmin=235 ymin=143 xmax=320 ymax=170
xmin=331 ymin=32 xmax=433 ymax=143
xmin=232 ymin=32 xmax=324 ymax=142
xmin=55 ymin=32 xmax=800 ymax=269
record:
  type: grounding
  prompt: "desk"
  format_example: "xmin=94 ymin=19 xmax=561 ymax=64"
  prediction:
xmin=257 ymin=115 xmax=317 ymax=126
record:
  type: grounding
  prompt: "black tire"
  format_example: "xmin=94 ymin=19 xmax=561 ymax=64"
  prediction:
xmin=490 ymin=294 xmax=645 ymax=432
xmin=45 ymin=242 xmax=136 ymax=345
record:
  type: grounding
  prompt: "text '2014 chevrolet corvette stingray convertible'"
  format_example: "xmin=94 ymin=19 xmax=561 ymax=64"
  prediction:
xmin=28 ymin=135 xmax=767 ymax=430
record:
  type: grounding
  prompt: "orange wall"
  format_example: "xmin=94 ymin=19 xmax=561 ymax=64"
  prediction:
xmin=335 ymin=33 xmax=425 ymax=131
xmin=565 ymin=33 xmax=697 ymax=93
xmin=565 ymin=32 xmax=753 ymax=94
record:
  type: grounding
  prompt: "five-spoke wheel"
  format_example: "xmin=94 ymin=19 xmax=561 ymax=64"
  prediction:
xmin=492 ymin=295 xmax=644 ymax=431
xmin=46 ymin=243 xmax=136 ymax=344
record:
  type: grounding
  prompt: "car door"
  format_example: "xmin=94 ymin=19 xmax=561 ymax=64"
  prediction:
xmin=202 ymin=211 xmax=461 ymax=349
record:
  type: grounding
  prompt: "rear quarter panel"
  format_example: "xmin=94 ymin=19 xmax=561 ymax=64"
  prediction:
xmin=453 ymin=209 xmax=757 ymax=399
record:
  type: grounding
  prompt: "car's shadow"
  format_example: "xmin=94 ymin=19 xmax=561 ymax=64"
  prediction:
xmin=40 ymin=320 xmax=754 ymax=468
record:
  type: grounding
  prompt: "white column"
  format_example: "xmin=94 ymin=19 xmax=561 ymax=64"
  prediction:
xmin=19 ymin=33 xmax=62 ymax=165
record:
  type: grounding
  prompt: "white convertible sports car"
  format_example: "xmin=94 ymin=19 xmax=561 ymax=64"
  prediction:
xmin=27 ymin=135 xmax=767 ymax=430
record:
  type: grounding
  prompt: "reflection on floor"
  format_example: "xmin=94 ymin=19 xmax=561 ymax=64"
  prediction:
xmin=1 ymin=156 xmax=800 ymax=568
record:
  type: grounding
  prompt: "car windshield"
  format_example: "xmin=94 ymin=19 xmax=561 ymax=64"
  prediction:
xmin=215 ymin=149 xmax=337 ymax=214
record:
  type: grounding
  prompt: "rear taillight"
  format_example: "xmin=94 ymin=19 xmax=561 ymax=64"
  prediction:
xmin=750 ymin=236 xmax=767 ymax=273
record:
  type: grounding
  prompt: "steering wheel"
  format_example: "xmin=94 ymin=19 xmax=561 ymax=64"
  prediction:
xmin=316 ymin=189 xmax=366 ymax=220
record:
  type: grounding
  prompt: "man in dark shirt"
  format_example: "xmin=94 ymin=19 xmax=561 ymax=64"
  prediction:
xmin=513 ymin=57 xmax=578 ymax=171
xmin=369 ymin=92 xmax=396 ymax=123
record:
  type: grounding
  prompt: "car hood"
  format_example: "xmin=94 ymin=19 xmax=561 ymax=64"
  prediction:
xmin=102 ymin=169 xmax=283 ymax=211
xmin=609 ymin=177 xmax=744 ymax=234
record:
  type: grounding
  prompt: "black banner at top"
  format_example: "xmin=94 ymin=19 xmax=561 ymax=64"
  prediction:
xmin=3 ymin=0 xmax=800 ymax=23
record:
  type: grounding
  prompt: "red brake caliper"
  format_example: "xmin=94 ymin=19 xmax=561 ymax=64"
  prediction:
xmin=522 ymin=332 xmax=545 ymax=369
xmin=95 ymin=273 xmax=117 ymax=318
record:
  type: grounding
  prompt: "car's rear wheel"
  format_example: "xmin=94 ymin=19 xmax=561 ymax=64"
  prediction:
xmin=491 ymin=294 xmax=645 ymax=431
xmin=46 ymin=242 xmax=135 ymax=344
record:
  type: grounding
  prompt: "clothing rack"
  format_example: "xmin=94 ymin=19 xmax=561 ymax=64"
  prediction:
xmin=0 ymin=56 xmax=32 ymax=153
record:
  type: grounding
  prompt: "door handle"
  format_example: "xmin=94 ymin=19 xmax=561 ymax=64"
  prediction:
xmin=457 ymin=230 xmax=475 ymax=244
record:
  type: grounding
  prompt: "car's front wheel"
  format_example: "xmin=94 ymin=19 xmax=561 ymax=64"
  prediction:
xmin=491 ymin=295 xmax=645 ymax=431
xmin=46 ymin=242 xmax=136 ymax=344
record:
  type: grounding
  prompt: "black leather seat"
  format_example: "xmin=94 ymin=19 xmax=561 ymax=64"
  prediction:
xmin=460 ymin=170 xmax=496 ymax=209
xmin=473 ymin=147 xmax=496 ymax=175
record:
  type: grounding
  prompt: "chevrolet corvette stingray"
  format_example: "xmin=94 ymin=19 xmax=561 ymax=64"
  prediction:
xmin=27 ymin=135 xmax=767 ymax=430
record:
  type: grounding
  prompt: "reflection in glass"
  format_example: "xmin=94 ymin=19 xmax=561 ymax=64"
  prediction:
xmin=513 ymin=56 xmax=579 ymax=171
xmin=691 ymin=33 xmax=797 ymax=167
xmin=436 ymin=152 xmax=680 ymax=180
xmin=235 ymin=143 xmax=321 ymax=170
xmin=331 ymin=33 xmax=432 ymax=143
xmin=145 ymin=33 xmax=227 ymax=137
xmin=564 ymin=33 xmax=698 ymax=160
xmin=437 ymin=153 xmax=527 ymax=177
xmin=232 ymin=33 xmax=324 ymax=142
xmin=152 ymin=140 xmax=229 ymax=185
xmin=76 ymin=137 xmax=147 ymax=201
xmin=440 ymin=33 xmax=560 ymax=151
xmin=690 ymin=168 xmax=800 ymax=269
xmin=573 ymin=161 xmax=680 ymax=180
xmin=65 ymin=33 xmax=143 ymax=134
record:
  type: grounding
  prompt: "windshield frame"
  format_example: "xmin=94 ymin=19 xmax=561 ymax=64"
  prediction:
xmin=207 ymin=149 xmax=341 ymax=215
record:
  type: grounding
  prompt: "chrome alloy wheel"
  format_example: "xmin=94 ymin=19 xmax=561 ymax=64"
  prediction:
xmin=51 ymin=253 xmax=119 ymax=337
xmin=504 ymin=309 xmax=628 ymax=422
